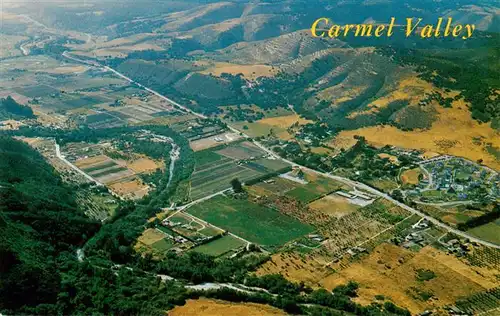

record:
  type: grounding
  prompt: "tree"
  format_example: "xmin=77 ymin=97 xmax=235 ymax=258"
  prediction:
xmin=231 ymin=178 xmax=244 ymax=193
xmin=391 ymin=189 xmax=404 ymax=202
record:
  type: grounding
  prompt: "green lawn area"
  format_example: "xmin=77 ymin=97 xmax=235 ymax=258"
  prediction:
xmin=230 ymin=121 xmax=277 ymax=138
xmin=366 ymin=178 xmax=399 ymax=192
xmin=151 ymin=238 xmax=175 ymax=252
xmin=199 ymin=226 xmax=223 ymax=237
xmin=286 ymin=178 xmax=342 ymax=203
xmin=467 ymin=220 xmax=500 ymax=245
xmin=421 ymin=190 xmax=443 ymax=198
xmin=89 ymin=194 xmax=118 ymax=217
xmin=286 ymin=186 xmax=322 ymax=203
xmin=190 ymin=235 xmax=246 ymax=257
xmin=194 ymin=150 xmax=223 ymax=166
xmin=186 ymin=195 xmax=314 ymax=247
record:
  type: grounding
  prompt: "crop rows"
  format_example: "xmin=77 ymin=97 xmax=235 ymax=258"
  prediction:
xmin=465 ymin=246 xmax=500 ymax=268
xmin=454 ymin=287 xmax=500 ymax=314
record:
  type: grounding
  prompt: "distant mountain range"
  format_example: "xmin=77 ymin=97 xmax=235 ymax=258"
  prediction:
xmin=6 ymin=0 xmax=499 ymax=40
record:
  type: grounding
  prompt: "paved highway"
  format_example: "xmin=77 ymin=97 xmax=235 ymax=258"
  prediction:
xmin=61 ymin=51 xmax=500 ymax=249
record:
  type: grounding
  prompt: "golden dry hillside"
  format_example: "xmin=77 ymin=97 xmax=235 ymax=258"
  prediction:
xmin=337 ymin=100 xmax=500 ymax=170
xmin=320 ymin=244 xmax=499 ymax=314
xmin=168 ymin=298 xmax=286 ymax=316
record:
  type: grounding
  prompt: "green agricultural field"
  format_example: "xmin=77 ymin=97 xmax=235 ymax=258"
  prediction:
xmin=252 ymin=177 xmax=300 ymax=195
xmin=189 ymin=168 xmax=261 ymax=200
xmin=194 ymin=149 xmax=224 ymax=167
xmin=14 ymin=85 xmax=60 ymax=98
xmin=90 ymin=166 xmax=128 ymax=178
xmin=190 ymin=235 xmax=246 ymax=257
xmin=63 ymin=95 xmax=108 ymax=108
xmin=82 ymin=161 xmax=117 ymax=173
xmin=286 ymin=177 xmax=343 ymax=203
xmin=230 ymin=121 xmax=277 ymax=138
xmin=253 ymin=158 xmax=289 ymax=171
xmin=199 ymin=226 xmax=223 ymax=237
xmin=151 ymin=238 xmax=175 ymax=252
xmin=286 ymin=186 xmax=322 ymax=203
xmin=169 ymin=213 xmax=196 ymax=226
xmin=53 ymin=77 xmax=126 ymax=90
xmin=89 ymin=193 xmax=118 ymax=217
xmin=187 ymin=195 xmax=314 ymax=248
xmin=467 ymin=220 xmax=500 ymax=245
xmin=216 ymin=141 xmax=265 ymax=160
xmin=189 ymin=142 xmax=291 ymax=200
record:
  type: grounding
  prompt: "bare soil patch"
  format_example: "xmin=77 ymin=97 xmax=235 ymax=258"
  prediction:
xmin=308 ymin=194 xmax=359 ymax=218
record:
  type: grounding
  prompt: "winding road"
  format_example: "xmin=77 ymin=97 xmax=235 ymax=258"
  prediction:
xmin=61 ymin=51 xmax=500 ymax=250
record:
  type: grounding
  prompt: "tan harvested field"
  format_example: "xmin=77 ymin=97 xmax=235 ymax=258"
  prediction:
xmin=109 ymin=179 xmax=149 ymax=199
xmin=0 ymin=90 xmax=31 ymax=104
xmin=230 ymin=121 xmax=279 ymax=138
xmin=250 ymin=177 xmax=300 ymax=196
xmin=136 ymin=228 xmax=167 ymax=246
xmin=320 ymin=243 xmax=497 ymax=314
xmin=326 ymin=135 xmax=358 ymax=153
xmin=168 ymin=298 xmax=286 ymax=316
xmin=257 ymin=114 xmax=313 ymax=129
xmin=377 ymin=153 xmax=400 ymax=165
xmin=95 ymin=169 xmax=134 ymax=183
xmin=91 ymin=33 xmax=158 ymax=49
xmin=147 ymin=210 xmax=171 ymax=223
xmin=233 ymin=114 xmax=312 ymax=141
xmin=43 ymin=65 xmax=88 ymax=74
xmin=338 ymin=102 xmax=500 ymax=170
xmin=189 ymin=132 xmax=242 ymax=151
xmin=18 ymin=137 xmax=42 ymax=146
xmin=401 ymin=168 xmax=422 ymax=185
xmin=199 ymin=62 xmax=277 ymax=80
xmin=310 ymin=146 xmax=333 ymax=155
xmin=308 ymin=194 xmax=359 ymax=218
xmin=139 ymin=114 xmax=196 ymax=126
xmin=420 ymin=151 xmax=441 ymax=159
xmin=0 ymin=119 xmax=24 ymax=130
xmin=216 ymin=141 xmax=262 ymax=159
xmin=74 ymin=155 xmax=110 ymax=168
xmin=75 ymin=43 xmax=164 ymax=58
xmin=127 ymin=157 xmax=162 ymax=173
xmin=419 ymin=246 xmax=499 ymax=289
xmin=256 ymin=252 xmax=330 ymax=286
xmin=441 ymin=214 xmax=460 ymax=225
xmin=0 ymin=34 xmax=28 ymax=58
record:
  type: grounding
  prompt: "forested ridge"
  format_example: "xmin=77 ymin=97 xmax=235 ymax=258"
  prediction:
xmin=0 ymin=96 xmax=35 ymax=120
xmin=0 ymin=136 xmax=99 ymax=313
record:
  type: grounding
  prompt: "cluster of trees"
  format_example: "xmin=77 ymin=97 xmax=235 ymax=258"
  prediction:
xmin=0 ymin=96 xmax=35 ymax=120
xmin=271 ymin=137 xmax=418 ymax=193
xmin=222 ymin=105 xmax=265 ymax=122
xmin=270 ymin=140 xmax=331 ymax=172
xmin=0 ymin=137 xmax=100 ymax=314
xmin=331 ymin=138 xmax=416 ymax=181
xmin=360 ymin=200 xmax=406 ymax=225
